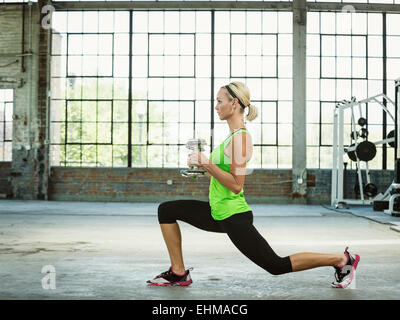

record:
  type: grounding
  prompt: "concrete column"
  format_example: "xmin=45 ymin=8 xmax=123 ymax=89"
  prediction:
xmin=292 ymin=0 xmax=307 ymax=202
xmin=11 ymin=2 xmax=42 ymax=200
xmin=0 ymin=3 xmax=48 ymax=200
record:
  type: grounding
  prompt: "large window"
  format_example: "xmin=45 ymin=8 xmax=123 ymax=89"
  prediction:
xmin=306 ymin=12 xmax=400 ymax=170
xmin=50 ymin=10 xmax=293 ymax=168
xmin=0 ymin=89 xmax=13 ymax=162
xmin=214 ymin=11 xmax=293 ymax=169
xmin=310 ymin=0 xmax=399 ymax=3
xmin=49 ymin=0 xmax=293 ymax=2
xmin=49 ymin=7 xmax=400 ymax=170
xmin=131 ymin=11 xmax=212 ymax=168
xmin=51 ymin=11 xmax=133 ymax=167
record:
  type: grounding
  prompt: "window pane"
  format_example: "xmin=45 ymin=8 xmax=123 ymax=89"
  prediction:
xmin=65 ymin=145 xmax=81 ymax=166
xmin=262 ymin=102 xmax=276 ymax=123
xmin=321 ymin=13 xmax=335 ymax=34
xmin=352 ymin=37 xmax=366 ymax=57
xmin=164 ymin=145 xmax=179 ymax=167
xmin=97 ymin=123 xmax=111 ymax=144
xmin=163 ymin=123 xmax=179 ymax=145
xmin=307 ymin=124 xmax=319 ymax=146
xmin=132 ymin=123 xmax=147 ymax=145
xmin=337 ymin=36 xmax=351 ymax=57
xmin=149 ymin=123 xmax=163 ymax=144
xmin=98 ymin=145 xmax=112 ymax=167
xmin=278 ymin=124 xmax=292 ymax=145
xmin=262 ymin=146 xmax=277 ymax=168
xmin=368 ymin=36 xmax=383 ymax=57
xmin=81 ymin=101 xmax=96 ymax=122
xmin=67 ymin=122 xmax=81 ymax=143
xmin=113 ymin=123 xmax=128 ymax=144
xmin=321 ymin=36 xmax=335 ymax=56
xmin=82 ymin=145 xmax=97 ymax=167
xmin=132 ymin=145 xmax=147 ymax=167
xmin=180 ymin=123 xmax=194 ymax=144
xmin=82 ymin=123 xmax=96 ymax=144
xmin=278 ymin=147 xmax=292 ymax=168
xmin=132 ymin=12 xmax=148 ymax=33
xmin=307 ymin=102 xmax=319 ymax=123
xmin=98 ymin=35 xmax=113 ymax=55
xmin=262 ymin=124 xmax=276 ymax=145
xmin=321 ymin=124 xmax=333 ymax=145
xmin=320 ymin=147 xmax=332 ymax=169
xmin=307 ymin=146 xmax=319 ymax=168
xmin=148 ymin=145 xmax=163 ymax=167
xmin=321 ymin=102 xmax=335 ymax=124
xmin=179 ymin=102 xmax=194 ymax=123
xmin=336 ymin=57 xmax=352 ymax=78
xmin=68 ymin=35 xmax=82 ymax=55
xmin=278 ymin=101 xmax=292 ymax=123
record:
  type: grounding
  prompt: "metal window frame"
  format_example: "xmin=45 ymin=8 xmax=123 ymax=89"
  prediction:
xmin=51 ymin=9 xmax=295 ymax=168
xmin=48 ymin=2 xmax=400 ymax=169
xmin=66 ymin=32 xmax=115 ymax=78
xmin=1 ymin=101 xmax=13 ymax=143
xmin=50 ymin=1 xmax=400 ymax=13
xmin=319 ymin=34 xmax=368 ymax=80
xmin=147 ymin=32 xmax=197 ymax=78
xmin=307 ymin=10 xmax=399 ymax=170
xmin=229 ymin=33 xmax=279 ymax=78
xmin=0 ymin=94 xmax=13 ymax=162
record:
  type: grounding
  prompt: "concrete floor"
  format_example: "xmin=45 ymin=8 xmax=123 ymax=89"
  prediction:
xmin=1 ymin=200 xmax=400 ymax=300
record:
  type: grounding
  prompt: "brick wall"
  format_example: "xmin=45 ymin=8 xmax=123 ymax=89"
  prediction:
xmin=48 ymin=167 xmax=394 ymax=204
xmin=0 ymin=162 xmax=12 ymax=198
xmin=307 ymin=168 xmax=394 ymax=204
xmin=48 ymin=167 xmax=294 ymax=203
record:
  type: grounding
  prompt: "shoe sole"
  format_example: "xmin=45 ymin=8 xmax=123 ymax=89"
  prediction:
xmin=332 ymin=254 xmax=360 ymax=289
xmin=147 ymin=279 xmax=193 ymax=287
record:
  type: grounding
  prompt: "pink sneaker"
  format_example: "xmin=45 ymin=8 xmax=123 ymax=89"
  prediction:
xmin=331 ymin=247 xmax=360 ymax=289
xmin=147 ymin=267 xmax=193 ymax=286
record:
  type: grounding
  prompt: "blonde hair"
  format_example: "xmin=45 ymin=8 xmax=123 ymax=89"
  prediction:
xmin=223 ymin=82 xmax=258 ymax=122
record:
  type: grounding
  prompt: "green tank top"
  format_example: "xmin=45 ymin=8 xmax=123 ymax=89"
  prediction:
xmin=208 ymin=128 xmax=252 ymax=220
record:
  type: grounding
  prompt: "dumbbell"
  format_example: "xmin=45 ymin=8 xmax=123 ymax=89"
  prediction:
xmin=350 ymin=128 xmax=368 ymax=140
xmin=180 ymin=139 xmax=207 ymax=179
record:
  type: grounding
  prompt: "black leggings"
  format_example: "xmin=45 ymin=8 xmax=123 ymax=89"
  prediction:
xmin=158 ymin=200 xmax=292 ymax=276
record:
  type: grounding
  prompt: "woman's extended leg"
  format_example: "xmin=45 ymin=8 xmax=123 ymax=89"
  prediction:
xmin=157 ymin=200 xmax=224 ymax=274
xmin=289 ymin=252 xmax=347 ymax=272
xmin=220 ymin=211 xmax=347 ymax=275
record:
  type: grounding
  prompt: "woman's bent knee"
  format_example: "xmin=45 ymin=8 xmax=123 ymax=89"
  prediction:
xmin=158 ymin=201 xmax=177 ymax=224
xmin=266 ymin=256 xmax=293 ymax=275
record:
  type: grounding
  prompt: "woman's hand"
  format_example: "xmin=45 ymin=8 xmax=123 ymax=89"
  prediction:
xmin=187 ymin=151 xmax=210 ymax=167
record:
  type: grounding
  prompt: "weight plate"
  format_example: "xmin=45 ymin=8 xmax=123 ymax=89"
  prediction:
xmin=356 ymin=141 xmax=376 ymax=162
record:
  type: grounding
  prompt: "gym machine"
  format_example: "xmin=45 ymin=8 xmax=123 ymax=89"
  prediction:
xmin=331 ymin=86 xmax=398 ymax=212
xmin=379 ymin=78 xmax=400 ymax=216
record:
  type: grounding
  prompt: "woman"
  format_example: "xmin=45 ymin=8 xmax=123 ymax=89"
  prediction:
xmin=147 ymin=82 xmax=360 ymax=289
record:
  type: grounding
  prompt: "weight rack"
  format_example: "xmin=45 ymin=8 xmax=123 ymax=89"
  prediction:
xmin=381 ymin=78 xmax=400 ymax=216
xmin=331 ymin=86 xmax=397 ymax=209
